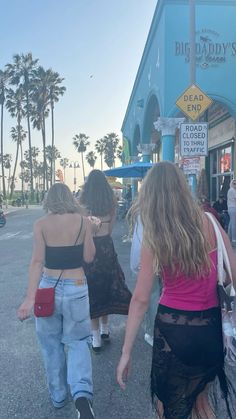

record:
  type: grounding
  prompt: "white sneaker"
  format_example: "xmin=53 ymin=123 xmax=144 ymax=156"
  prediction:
xmin=92 ymin=330 xmax=101 ymax=353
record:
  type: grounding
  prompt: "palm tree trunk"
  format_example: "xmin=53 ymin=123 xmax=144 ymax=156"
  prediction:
xmin=50 ymin=101 xmax=55 ymax=186
xmin=10 ymin=118 xmax=21 ymax=198
xmin=81 ymin=152 xmax=85 ymax=180
xmin=26 ymin=90 xmax=34 ymax=195
xmin=0 ymin=103 xmax=6 ymax=198
xmin=101 ymin=153 xmax=103 ymax=171
xmin=10 ymin=142 xmax=19 ymax=198
xmin=42 ymin=114 xmax=48 ymax=191
xmin=7 ymin=167 xmax=11 ymax=196
xmin=20 ymin=141 xmax=24 ymax=196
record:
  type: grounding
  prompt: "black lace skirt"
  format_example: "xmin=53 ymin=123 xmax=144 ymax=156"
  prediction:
xmin=151 ymin=304 xmax=231 ymax=419
xmin=83 ymin=235 xmax=132 ymax=319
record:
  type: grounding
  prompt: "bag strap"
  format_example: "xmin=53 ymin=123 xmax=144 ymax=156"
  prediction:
xmin=205 ymin=212 xmax=233 ymax=286
xmin=54 ymin=216 xmax=84 ymax=289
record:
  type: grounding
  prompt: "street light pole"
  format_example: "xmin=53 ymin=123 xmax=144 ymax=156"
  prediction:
xmin=69 ymin=161 xmax=80 ymax=192
xmin=189 ymin=0 xmax=196 ymax=85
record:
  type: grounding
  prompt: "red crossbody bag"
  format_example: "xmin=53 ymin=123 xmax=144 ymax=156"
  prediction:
xmin=34 ymin=218 xmax=84 ymax=317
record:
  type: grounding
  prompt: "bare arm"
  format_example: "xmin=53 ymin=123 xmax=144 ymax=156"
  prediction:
xmin=117 ymin=245 xmax=155 ymax=389
xmin=17 ymin=220 xmax=45 ymax=320
xmin=83 ymin=218 xmax=96 ymax=263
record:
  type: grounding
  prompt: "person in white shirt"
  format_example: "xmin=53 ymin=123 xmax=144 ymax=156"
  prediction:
xmin=227 ymin=179 xmax=236 ymax=246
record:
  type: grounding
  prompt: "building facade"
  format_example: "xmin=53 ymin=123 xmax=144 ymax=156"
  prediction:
xmin=121 ymin=0 xmax=236 ymax=200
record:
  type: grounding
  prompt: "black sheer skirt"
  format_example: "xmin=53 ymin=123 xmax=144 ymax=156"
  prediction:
xmin=151 ymin=304 xmax=231 ymax=419
xmin=83 ymin=235 xmax=132 ymax=319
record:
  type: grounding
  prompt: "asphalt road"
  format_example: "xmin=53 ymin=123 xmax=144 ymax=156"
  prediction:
xmin=0 ymin=209 xmax=155 ymax=419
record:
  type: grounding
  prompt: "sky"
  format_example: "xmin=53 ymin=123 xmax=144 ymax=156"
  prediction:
xmin=0 ymin=0 xmax=157 ymax=189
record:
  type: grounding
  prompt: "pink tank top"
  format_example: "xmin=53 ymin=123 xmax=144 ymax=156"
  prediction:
xmin=159 ymin=249 xmax=219 ymax=311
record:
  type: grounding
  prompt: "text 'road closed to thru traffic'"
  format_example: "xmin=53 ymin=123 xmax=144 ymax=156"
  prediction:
xmin=180 ymin=123 xmax=208 ymax=157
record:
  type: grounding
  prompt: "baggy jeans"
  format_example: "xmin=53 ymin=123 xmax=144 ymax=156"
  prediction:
xmin=35 ymin=274 xmax=93 ymax=408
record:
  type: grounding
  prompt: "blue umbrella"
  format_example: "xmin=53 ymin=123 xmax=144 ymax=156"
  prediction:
xmin=103 ymin=162 xmax=154 ymax=178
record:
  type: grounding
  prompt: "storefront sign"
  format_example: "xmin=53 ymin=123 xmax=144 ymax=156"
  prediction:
xmin=176 ymin=84 xmax=212 ymax=121
xmin=182 ymin=157 xmax=200 ymax=174
xmin=175 ymin=28 xmax=236 ymax=69
xmin=180 ymin=123 xmax=208 ymax=156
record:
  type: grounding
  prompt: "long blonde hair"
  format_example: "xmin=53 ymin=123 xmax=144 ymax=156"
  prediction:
xmin=43 ymin=183 xmax=79 ymax=214
xmin=138 ymin=162 xmax=210 ymax=276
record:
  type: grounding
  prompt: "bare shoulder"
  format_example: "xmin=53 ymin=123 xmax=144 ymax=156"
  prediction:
xmin=34 ymin=215 xmax=47 ymax=230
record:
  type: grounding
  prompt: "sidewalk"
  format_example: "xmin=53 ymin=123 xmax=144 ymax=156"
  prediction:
xmin=3 ymin=204 xmax=41 ymax=216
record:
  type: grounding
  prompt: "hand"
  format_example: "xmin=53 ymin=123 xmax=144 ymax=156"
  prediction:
xmin=17 ymin=298 xmax=34 ymax=321
xmin=87 ymin=216 xmax=101 ymax=234
xmin=117 ymin=353 xmax=131 ymax=390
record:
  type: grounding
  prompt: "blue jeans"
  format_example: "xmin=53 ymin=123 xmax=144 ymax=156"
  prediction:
xmin=35 ymin=274 xmax=93 ymax=408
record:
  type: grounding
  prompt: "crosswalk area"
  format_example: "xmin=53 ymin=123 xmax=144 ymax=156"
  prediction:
xmin=0 ymin=231 xmax=33 ymax=241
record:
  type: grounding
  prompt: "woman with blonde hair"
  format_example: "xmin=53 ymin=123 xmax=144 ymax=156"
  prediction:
xmin=117 ymin=162 xmax=236 ymax=418
xmin=79 ymin=169 xmax=132 ymax=352
xmin=18 ymin=183 xmax=97 ymax=419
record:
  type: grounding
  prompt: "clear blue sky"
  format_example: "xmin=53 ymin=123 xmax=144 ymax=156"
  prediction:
xmin=1 ymin=0 xmax=157 ymax=187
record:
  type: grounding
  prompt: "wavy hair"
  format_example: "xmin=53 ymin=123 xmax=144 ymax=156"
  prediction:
xmin=43 ymin=183 xmax=79 ymax=214
xmin=138 ymin=162 xmax=210 ymax=276
xmin=79 ymin=169 xmax=115 ymax=216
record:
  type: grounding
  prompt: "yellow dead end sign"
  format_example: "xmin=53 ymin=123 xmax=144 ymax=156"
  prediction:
xmin=176 ymin=84 xmax=213 ymax=121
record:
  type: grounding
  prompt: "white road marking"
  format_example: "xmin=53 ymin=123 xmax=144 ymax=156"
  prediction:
xmin=0 ymin=231 xmax=32 ymax=241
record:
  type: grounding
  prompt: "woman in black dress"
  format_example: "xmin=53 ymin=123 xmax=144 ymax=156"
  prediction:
xmin=79 ymin=170 xmax=132 ymax=352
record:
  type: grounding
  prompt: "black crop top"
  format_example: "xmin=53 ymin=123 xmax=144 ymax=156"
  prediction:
xmin=45 ymin=244 xmax=84 ymax=269
xmin=44 ymin=218 xmax=84 ymax=270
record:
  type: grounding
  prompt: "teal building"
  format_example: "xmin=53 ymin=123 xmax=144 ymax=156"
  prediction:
xmin=121 ymin=0 xmax=236 ymax=200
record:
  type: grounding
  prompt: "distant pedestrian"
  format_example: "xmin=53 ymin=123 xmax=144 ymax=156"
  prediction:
xmin=199 ymin=195 xmax=220 ymax=222
xmin=79 ymin=169 xmax=132 ymax=353
xmin=24 ymin=191 xmax=29 ymax=208
xmin=117 ymin=162 xmax=236 ymax=419
xmin=227 ymin=179 xmax=236 ymax=245
xmin=17 ymin=183 xmax=97 ymax=418
xmin=213 ymin=193 xmax=229 ymax=231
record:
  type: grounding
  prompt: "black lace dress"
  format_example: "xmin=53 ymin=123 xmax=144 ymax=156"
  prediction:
xmin=151 ymin=304 xmax=232 ymax=419
xmin=83 ymin=234 xmax=132 ymax=319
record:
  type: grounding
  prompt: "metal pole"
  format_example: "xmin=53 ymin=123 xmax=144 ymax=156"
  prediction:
xmin=189 ymin=0 xmax=197 ymax=196
xmin=189 ymin=0 xmax=196 ymax=85
xmin=74 ymin=164 xmax=76 ymax=191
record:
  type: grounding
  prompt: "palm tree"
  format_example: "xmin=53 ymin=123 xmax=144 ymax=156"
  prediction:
xmin=45 ymin=145 xmax=61 ymax=186
xmin=86 ymin=151 xmax=97 ymax=169
xmin=3 ymin=154 xmax=12 ymax=196
xmin=11 ymin=126 xmax=27 ymax=196
xmin=95 ymin=138 xmax=106 ymax=170
xmin=31 ymin=66 xmax=51 ymax=191
xmin=6 ymin=53 xmax=39 ymax=195
xmin=60 ymin=157 xmax=69 ymax=182
xmin=47 ymin=70 xmax=66 ymax=185
xmin=103 ymin=132 xmax=120 ymax=168
xmin=0 ymin=69 xmax=8 ymax=198
xmin=116 ymin=145 xmax=123 ymax=163
xmin=10 ymin=125 xmax=27 ymax=197
xmin=6 ymin=86 xmax=25 ymax=197
xmin=73 ymin=133 xmax=90 ymax=180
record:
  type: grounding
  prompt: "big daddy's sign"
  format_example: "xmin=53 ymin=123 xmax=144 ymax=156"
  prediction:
xmin=175 ymin=28 xmax=236 ymax=69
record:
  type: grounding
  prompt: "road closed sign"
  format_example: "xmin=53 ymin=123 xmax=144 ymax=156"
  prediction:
xmin=176 ymin=84 xmax=213 ymax=121
xmin=180 ymin=123 xmax=208 ymax=157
